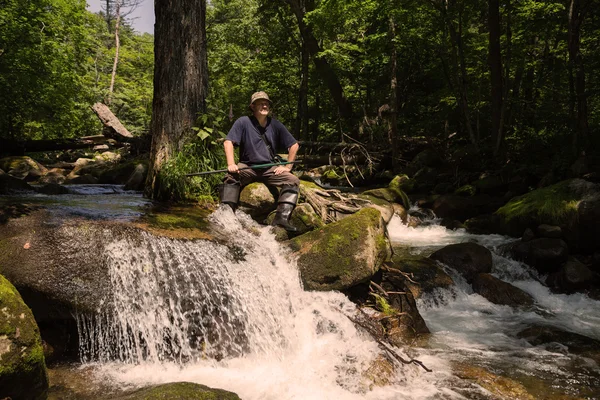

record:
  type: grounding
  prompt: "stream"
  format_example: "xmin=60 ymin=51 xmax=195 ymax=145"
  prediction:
xmin=4 ymin=187 xmax=598 ymax=399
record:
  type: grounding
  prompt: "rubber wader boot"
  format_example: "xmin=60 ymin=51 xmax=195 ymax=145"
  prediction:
xmin=219 ymin=183 xmax=241 ymax=211
xmin=271 ymin=185 xmax=299 ymax=232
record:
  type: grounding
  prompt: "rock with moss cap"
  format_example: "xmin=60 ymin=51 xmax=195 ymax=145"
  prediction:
xmin=115 ymin=382 xmax=241 ymax=400
xmin=388 ymin=174 xmax=415 ymax=197
xmin=494 ymin=178 xmax=600 ymax=252
xmin=0 ymin=156 xmax=48 ymax=181
xmin=0 ymin=274 xmax=48 ymax=400
xmin=290 ymin=208 xmax=389 ymax=291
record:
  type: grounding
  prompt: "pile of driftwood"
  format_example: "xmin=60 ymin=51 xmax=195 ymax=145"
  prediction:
xmin=300 ymin=186 xmax=373 ymax=223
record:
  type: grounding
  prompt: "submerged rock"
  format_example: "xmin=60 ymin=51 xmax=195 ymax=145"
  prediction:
xmin=429 ymin=242 xmax=492 ymax=283
xmin=389 ymin=255 xmax=454 ymax=299
xmin=545 ymin=257 xmax=598 ymax=294
xmin=517 ymin=325 xmax=600 ymax=364
xmin=471 ymin=273 xmax=534 ymax=307
xmin=453 ymin=363 xmax=535 ymax=400
xmin=290 ymin=208 xmax=389 ymax=291
xmin=115 ymin=382 xmax=241 ymax=399
xmin=0 ymin=274 xmax=48 ymax=400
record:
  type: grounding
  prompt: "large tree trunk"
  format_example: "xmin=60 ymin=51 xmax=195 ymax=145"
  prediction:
xmin=146 ymin=0 xmax=209 ymax=200
xmin=488 ymin=0 xmax=503 ymax=156
xmin=389 ymin=10 xmax=399 ymax=170
xmin=284 ymin=0 xmax=353 ymax=122
xmin=568 ymin=0 xmax=590 ymax=155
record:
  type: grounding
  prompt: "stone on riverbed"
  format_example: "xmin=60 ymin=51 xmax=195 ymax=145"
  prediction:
xmin=471 ymin=273 xmax=534 ymax=307
xmin=429 ymin=242 xmax=492 ymax=283
xmin=114 ymin=382 xmax=241 ymax=399
xmin=389 ymin=255 xmax=454 ymax=299
xmin=0 ymin=274 xmax=48 ymax=400
xmin=290 ymin=208 xmax=389 ymax=291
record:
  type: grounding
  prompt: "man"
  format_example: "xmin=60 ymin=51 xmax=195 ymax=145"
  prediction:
xmin=220 ymin=91 xmax=300 ymax=232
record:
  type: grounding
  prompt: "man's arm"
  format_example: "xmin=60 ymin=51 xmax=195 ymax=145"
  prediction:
xmin=274 ymin=142 xmax=299 ymax=175
xmin=224 ymin=140 xmax=238 ymax=173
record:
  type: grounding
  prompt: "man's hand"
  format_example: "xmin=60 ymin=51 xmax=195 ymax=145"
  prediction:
xmin=228 ymin=164 xmax=239 ymax=173
xmin=273 ymin=165 xmax=290 ymax=175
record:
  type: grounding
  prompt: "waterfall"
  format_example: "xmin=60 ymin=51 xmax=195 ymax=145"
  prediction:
xmin=77 ymin=208 xmax=447 ymax=399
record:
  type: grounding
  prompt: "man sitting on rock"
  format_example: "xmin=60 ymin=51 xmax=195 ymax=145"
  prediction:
xmin=220 ymin=91 xmax=300 ymax=232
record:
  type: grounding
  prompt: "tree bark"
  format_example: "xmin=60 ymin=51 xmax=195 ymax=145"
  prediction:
xmin=389 ymin=10 xmax=399 ymax=170
xmin=488 ymin=0 xmax=503 ymax=155
xmin=107 ymin=0 xmax=122 ymax=105
xmin=568 ymin=0 xmax=590 ymax=155
xmin=295 ymin=37 xmax=309 ymax=140
xmin=284 ymin=0 xmax=353 ymax=121
xmin=146 ymin=0 xmax=209 ymax=200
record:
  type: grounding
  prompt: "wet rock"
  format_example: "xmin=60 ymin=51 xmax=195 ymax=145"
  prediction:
xmin=429 ymin=242 xmax=492 ymax=283
xmin=471 ymin=273 xmax=534 ymax=307
xmin=388 ymin=174 xmax=415 ymax=195
xmin=517 ymin=325 xmax=600 ymax=364
xmin=439 ymin=218 xmax=465 ymax=231
xmin=0 ymin=156 xmax=48 ymax=181
xmin=389 ymin=256 xmax=454 ymax=298
xmin=432 ymin=194 xmax=503 ymax=222
xmin=392 ymin=203 xmax=408 ymax=223
xmin=536 ymin=224 xmax=562 ymax=238
xmin=0 ymin=274 xmax=49 ymax=400
xmin=66 ymin=174 xmax=98 ymax=184
xmin=267 ymin=202 xmax=325 ymax=240
xmin=357 ymin=194 xmax=394 ymax=224
xmin=115 ymin=382 xmax=241 ymax=399
xmin=546 ymin=257 xmax=597 ymax=294
xmin=522 ymin=228 xmax=535 ymax=242
xmin=0 ymin=169 xmax=34 ymax=194
xmin=464 ymin=213 xmax=505 ymax=235
xmin=290 ymin=208 xmax=389 ymax=291
xmin=509 ymin=238 xmax=569 ymax=273
xmin=494 ymin=179 xmax=600 ymax=253
xmin=39 ymin=168 xmax=67 ymax=185
xmin=239 ymin=182 xmax=276 ymax=218
xmin=362 ymin=354 xmax=396 ymax=390
xmin=453 ymin=363 xmax=535 ymax=400
xmin=473 ymin=174 xmax=507 ymax=196
xmin=37 ymin=183 xmax=70 ymax=195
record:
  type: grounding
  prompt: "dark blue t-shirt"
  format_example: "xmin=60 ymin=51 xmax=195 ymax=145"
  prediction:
xmin=226 ymin=116 xmax=297 ymax=165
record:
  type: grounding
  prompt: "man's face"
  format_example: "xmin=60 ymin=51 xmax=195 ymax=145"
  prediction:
xmin=251 ymin=99 xmax=270 ymax=117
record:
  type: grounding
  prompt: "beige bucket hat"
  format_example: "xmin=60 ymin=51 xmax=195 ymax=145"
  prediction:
xmin=249 ymin=91 xmax=272 ymax=107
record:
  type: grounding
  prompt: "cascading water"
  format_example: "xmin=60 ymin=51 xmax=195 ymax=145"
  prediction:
xmin=77 ymin=207 xmax=449 ymax=399
xmin=75 ymin=205 xmax=600 ymax=399
xmin=388 ymin=211 xmax=600 ymax=399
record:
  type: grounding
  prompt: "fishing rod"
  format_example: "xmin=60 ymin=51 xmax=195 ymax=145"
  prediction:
xmin=185 ymin=161 xmax=302 ymax=177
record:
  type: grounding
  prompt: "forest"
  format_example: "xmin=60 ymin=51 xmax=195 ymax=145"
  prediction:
xmin=1 ymin=0 xmax=599 ymax=199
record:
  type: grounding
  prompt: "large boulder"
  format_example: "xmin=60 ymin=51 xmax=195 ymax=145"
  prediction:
xmin=494 ymin=179 xmax=600 ymax=253
xmin=38 ymin=168 xmax=67 ymax=185
xmin=290 ymin=208 xmax=389 ymax=291
xmin=0 ymin=274 xmax=48 ymax=400
xmin=239 ymin=182 xmax=276 ymax=217
xmin=0 ymin=169 xmax=34 ymax=194
xmin=517 ymin=325 xmax=600 ymax=365
xmin=429 ymin=242 xmax=492 ymax=283
xmin=389 ymin=255 xmax=454 ymax=298
xmin=471 ymin=273 xmax=534 ymax=307
xmin=115 ymin=382 xmax=241 ymax=399
xmin=506 ymin=238 xmax=569 ymax=273
xmin=545 ymin=257 xmax=598 ymax=294
xmin=0 ymin=156 xmax=47 ymax=181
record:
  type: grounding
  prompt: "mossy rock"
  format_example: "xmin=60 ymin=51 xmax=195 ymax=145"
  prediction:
xmin=0 ymin=156 xmax=48 ymax=181
xmin=266 ymin=203 xmax=325 ymax=241
xmin=390 ymin=255 xmax=454 ymax=298
xmin=495 ymin=178 xmax=600 ymax=252
xmin=115 ymin=382 xmax=241 ymax=400
xmin=388 ymin=175 xmax=412 ymax=205
xmin=290 ymin=208 xmax=389 ymax=291
xmin=453 ymin=363 xmax=535 ymax=400
xmin=454 ymin=184 xmax=476 ymax=197
xmin=356 ymin=194 xmax=394 ymax=223
xmin=239 ymin=182 xmax=276 ymax=217
xmin=0 ymin=274 xmax=48 ymax=400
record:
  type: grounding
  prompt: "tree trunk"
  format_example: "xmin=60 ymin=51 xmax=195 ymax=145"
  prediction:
xmin=105 ymin=0 xmax=112 ymax=31
xmin=295 ymin=37 xmax=309 ymax=140
xmin=488 ymin=0 xmax=503 ymax=156
xmin=284 ymin=0 xmax=353 ymax=122
xmin=568 ymin=0 xmax=590 ymax=155
xmin=389 ymin=11 xmax=399 ymax=170
xmin=442 ymin=0 xmax=477 ymax=147
xmin=107 ymin=0 xmax=122 ymax=105
xmin=146 ymin=0 xmax=209 ymax=200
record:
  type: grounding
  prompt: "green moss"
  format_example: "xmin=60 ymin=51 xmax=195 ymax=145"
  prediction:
xmin=144 ymin=206 xmax=211 ymax=230
xmin=299 ymin=180 xmax=322 ymax=190
xmin=389 ymin=174 xmax=415 ymax=198
xmin=117 ymin=382 xmax=241 ymax=399
xmin=372 ymin=294 xmax=395 ymax=316
xmin=455 ymin=184 xmax=476 ymax=197
xmin=495 ymin=180 xmax=580 ymax=227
